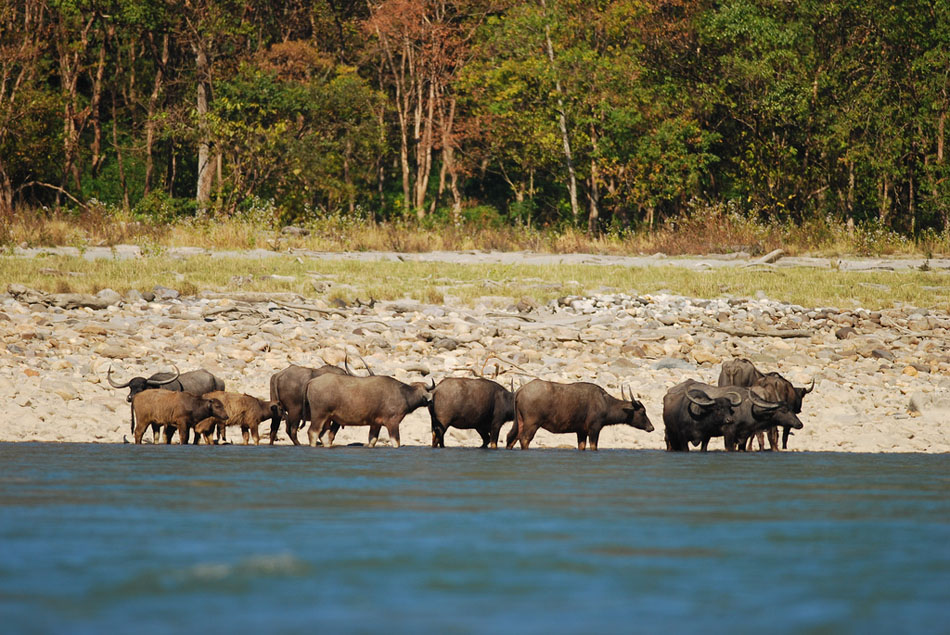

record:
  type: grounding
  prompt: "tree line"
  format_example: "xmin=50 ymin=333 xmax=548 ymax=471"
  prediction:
xmin=1 ymin=0 xmax=947 ymax=235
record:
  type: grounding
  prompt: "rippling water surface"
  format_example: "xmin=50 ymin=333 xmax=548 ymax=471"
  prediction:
xmin=0 ymin=444 xmax=947 ymax=633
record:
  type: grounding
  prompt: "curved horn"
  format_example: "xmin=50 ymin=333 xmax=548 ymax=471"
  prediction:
xmin=510 ymin=377 xmax=515 ymax=393
xmin=749 ymin=391 xmax=780 ymax=411
xmin=107 ymin=364 xmax=131 ymax=389
xmin=725 ymin=390 xmax=742 ymax=406
xmin=427 ymin=377 xmax=436 ymax=391
xmin=620 ymin=384 xmax=626 ymax=400
xmin=357 ymin=353 xmax=374 ymax=376
xmin=625 ymin=384 xmax=633 ymax=402
xmin=148 ymin=365 xmax=180 ymax=386
xmin=686 ymin=389 xmax=715 ymax=407
xmin=343 ymin=353 xmax=354 ymax=376
xmin=802 ymin=378 xmax=815 ymax=395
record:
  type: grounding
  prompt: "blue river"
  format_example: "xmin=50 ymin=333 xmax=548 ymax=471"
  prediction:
xmin=0 ymin=444 xmax=947 ymax=634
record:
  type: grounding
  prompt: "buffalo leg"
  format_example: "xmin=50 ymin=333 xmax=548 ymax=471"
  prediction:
xmin=431 ymin=425 xmax=445 ymax=448
xmin=588 ymin=428 xmax=600 ymax=451
xmin=576 ymin=432 xmax=587 ymax=451
xmin=308 ymin=419 xmax=328 ymax=448
xmin=477 ymin=428 xmax=490 ymax=449
xmin=518 ymin=423 xmax=538 ymax=450
xmin=287 ymin=420 xmax=302 ymax=446
xmin=178 ymin=423 xmax=190 ymax=445
xmin=367 ymin=425 xmax=381 ymax=448
xmin=268 ymin=412 xmax=282 ymax=445
xmin=387 ymin=424 xmax=400 ymax=449
xmin=782 ymin=426 xmax=792 ymax=450
xmin=241 ymin=427 xmax=250 ymax=445
xmin=152 ymin=423 xmax=162 ymax=445
xmin=489 ymin=420 xmax=504 ymax=449
xmin=251 ymin=424 xmax=260 ymax=446
xmin=133 ymin=420 xmax=148 ymax=444
xmin=506 ymin=413 xmax=523 ymax=449
xmin=326 ymin=423 xmax=340 ymax=447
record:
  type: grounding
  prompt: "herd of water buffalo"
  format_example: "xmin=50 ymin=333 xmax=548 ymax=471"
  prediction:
xmin=107 ymin=356 xmax=813 ymax=452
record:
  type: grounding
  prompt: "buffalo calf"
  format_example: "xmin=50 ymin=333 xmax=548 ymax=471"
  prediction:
xmin=196 ymin=391 xmax=281 ymax=445
xmin=130 ymin=389 xmax=228 ymax=445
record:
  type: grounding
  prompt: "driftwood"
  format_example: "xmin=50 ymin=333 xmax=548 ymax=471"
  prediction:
xmin=272 ymin=301 xmax=348 ymax=317
xmin=702 ymin=319 xmax=811 ymax=338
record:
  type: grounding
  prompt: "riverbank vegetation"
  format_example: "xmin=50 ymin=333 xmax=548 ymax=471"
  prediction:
xmin=2 ymin=253 xmax=948 ymax=311
xmin=1 ymin=1 xmax=948 ymax=253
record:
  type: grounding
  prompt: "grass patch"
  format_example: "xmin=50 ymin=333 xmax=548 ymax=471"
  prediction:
xmin=2 ymin=254 xmax=948 ymax=311
xmin=3 ymin=201 xmax=950 ymax=257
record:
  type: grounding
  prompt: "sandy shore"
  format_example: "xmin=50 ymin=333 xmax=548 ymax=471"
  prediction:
xmin=1 ymin=250 xmax=948 ymax=452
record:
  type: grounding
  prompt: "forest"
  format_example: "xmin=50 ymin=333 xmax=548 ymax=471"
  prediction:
xmin=1 ymin=0 xmax=948 ymax=239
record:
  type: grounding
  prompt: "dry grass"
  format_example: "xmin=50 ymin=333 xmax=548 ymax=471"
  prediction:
xmin=4 ymin=201 xmax=949 ymax=258
xmin=2 ymin=253 xmax=948 ymax=311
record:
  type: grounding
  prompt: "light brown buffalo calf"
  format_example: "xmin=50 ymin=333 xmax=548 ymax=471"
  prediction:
xmin=196 ymin=391 xmax=281 ymax=445
xmin=130 ymin=389 xmax=229 ymax=445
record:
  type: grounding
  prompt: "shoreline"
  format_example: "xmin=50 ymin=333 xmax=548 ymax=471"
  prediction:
xmin=1 ymin=250 xmax=948 ymax=452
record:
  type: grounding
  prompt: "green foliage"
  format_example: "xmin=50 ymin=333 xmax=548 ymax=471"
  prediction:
xmin=3 ymin=0 xmax=948 ymax=243
xmin=133 ymin=191 xmax=196 ymax=224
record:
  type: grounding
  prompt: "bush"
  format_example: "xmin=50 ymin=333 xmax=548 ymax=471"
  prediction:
xmin=132 ymin=191 xmax=197 ymax=224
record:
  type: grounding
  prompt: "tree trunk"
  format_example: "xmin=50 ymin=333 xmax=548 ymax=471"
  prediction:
xmin=89 ymin=26 xmax=108 ymax=176
xmin=111 ymin=90 xmax=129 ymax=210
xmin=144 ymin=33 xmax=168 ymax=196
xmin=937 ymin=109 xmax=947 ymax=231
xmin=880 ymin=178 xmax=890 ymax=226
xmin=540 ymin=0 xmax=578 ymax=224
xmin=344 ymin=138 xmax=355 ymax=214
xmin=195 ymin=40 xmax=213 ymax=212
xmin=413 ymin=79 xmax=435 ymax=217
xmin=587 ymin=122 xmax=600 ymax=235
xmin=444 ymin=97 xmax=462 ymax=222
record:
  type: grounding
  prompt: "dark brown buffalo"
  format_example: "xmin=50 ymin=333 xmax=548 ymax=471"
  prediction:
xmin=506 ymin=379 xmax=653 ymax=450
xmin=304 ymin=374 xmax=434 ymax=448
xmin=269 ymin=364 xmax=346 ymax=445
xmin=428 ymin=377 xmax=514 ymax=448
xmin=108 ymin=365 xmax=225 ymax=403
xmin=718 ymin=359 xmax=813 ymax=450
xmin=130 ymin=389 xmax=228 ymax=445
xmin=719 ymin=386 xmax=804 ymax=451
xmin=662 ymin=380 xmax=741 ymax=452
xmin=194 ymin=391 xmax=281 ymax=445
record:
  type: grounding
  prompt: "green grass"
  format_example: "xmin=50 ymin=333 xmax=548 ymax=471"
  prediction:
xmin=2 ymin=254 xmax=948 ymax=311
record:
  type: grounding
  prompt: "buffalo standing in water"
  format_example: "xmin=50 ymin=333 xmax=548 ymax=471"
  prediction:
xmin=108 ymin=365 xmax=225 ymax=403
xmin=507 ymin=379 xmax=653 ymax=450
xmin=304 ymin=374 xmax=434 ymax=448
xmin=662 ymin=380 xmax=741 ymax=452
xmin=718 ymin=358 xmax=813 ymax=450
xmin=428 ymin=377 xmax=515 ymax=448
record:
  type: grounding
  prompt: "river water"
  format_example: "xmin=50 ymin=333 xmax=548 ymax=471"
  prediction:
xmin=0 ymin=444 xmax=947 ymax=634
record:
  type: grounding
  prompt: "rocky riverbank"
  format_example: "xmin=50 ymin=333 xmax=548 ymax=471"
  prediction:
xmin=2 ymin=277 xmax=948 ymax=451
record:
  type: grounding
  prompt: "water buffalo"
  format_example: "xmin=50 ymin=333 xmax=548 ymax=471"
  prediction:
xmin=130 ymin=388 xmax=229 ymax=445
xmin=304 ymin=374 xmax=434 ymax=448
xmin=718 ymin=359 xmax=813 ymax=450
xmin=194 ymin=391 xmax=281 ymax=445
xmin=506 ymin=379 xmax=653 ymax=450
xmin=428 ymin=377 xmax=514 ymax=448
xmin=662 ymin=380 xmax=741 ymax=452
xmin=108 ymin=365 xmax=226 ymax=403
xmin=719 ymin=386 xmax=804 ymax=451
xmin=269 ymin=364 xmax=346 ymax=445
